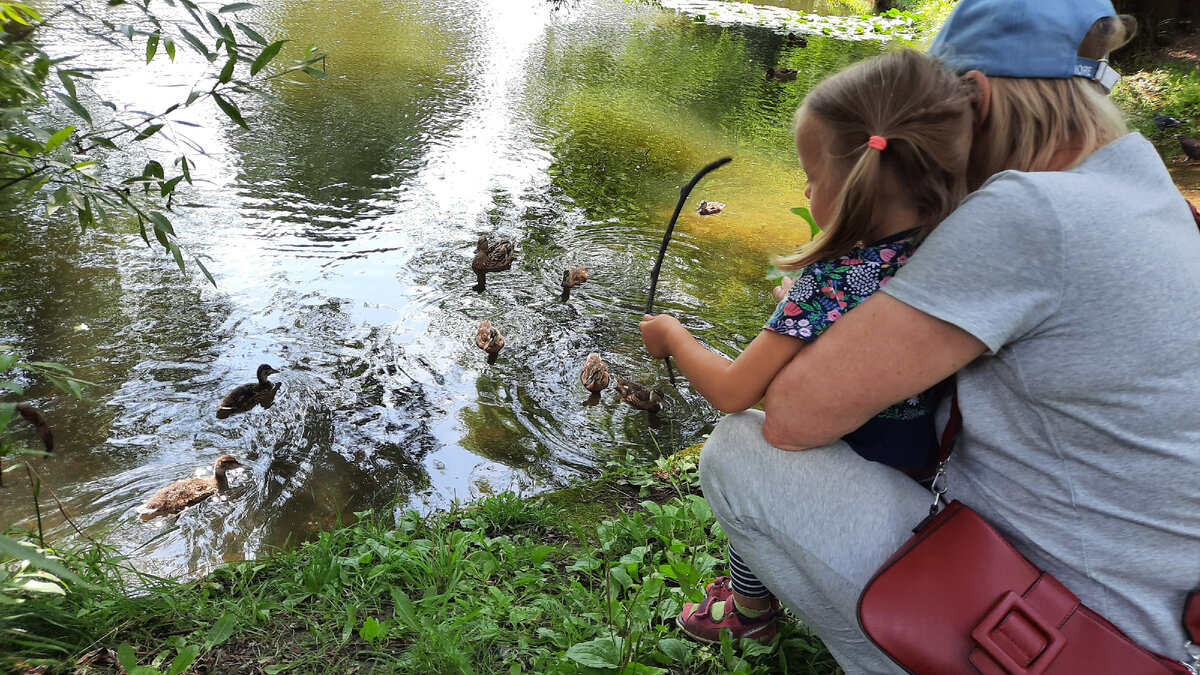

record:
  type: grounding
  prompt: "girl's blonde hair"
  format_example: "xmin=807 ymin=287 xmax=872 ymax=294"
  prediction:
xmin=777 ymin=49 xmax=973 ymax=271
xmin=971 ymin=16 xmax=1135 ymax=182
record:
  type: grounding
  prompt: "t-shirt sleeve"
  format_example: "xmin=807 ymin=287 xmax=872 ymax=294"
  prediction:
xmin=881 ymin=173 xmax=1064 ymax=354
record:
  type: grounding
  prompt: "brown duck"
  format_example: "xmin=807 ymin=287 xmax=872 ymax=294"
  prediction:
xmin=14 ymin=403 xmax=52 ymax=452
xmin=472 ymin=236 xmax=515 ymax=290
xmin=697 ymin=200 xmax=725 ymax=215
xmin=139 ymin=454 xmax=245 ymax=517
xmin=475 ymin=320 xmax=505 ymax=357
xmin=580 ymin=353 xmax=610 ymax=393
xmin=766 ymin=67 xmax=798 ymax=82
xmin=614 ymin=375 xmax=666 ymax=413
xmin=786 ymin=32 xmax=807 ymax=48
xmin=216 ymin=364 xmax=280 ymax=419
xmin=561 ymin=267 xmax=589 ymax=299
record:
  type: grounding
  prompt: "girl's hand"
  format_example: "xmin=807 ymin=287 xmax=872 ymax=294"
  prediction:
xmin=639 ymin=313 xmax=684 ymax=359
xmin=772 ymin=276 xmax=796 ymax=302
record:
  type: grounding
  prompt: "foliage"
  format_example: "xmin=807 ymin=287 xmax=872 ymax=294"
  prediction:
xmin=0 ymin=0 xmax=327 ymax=284
xmin=1 ymin=454 xmax=841 ymax=673
xmin=1111 ymin=57 xmax=1200 ymax=157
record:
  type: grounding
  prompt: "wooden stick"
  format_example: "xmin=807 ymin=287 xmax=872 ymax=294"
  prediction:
xmin=645 ymin=156 xmax=733 ymax=385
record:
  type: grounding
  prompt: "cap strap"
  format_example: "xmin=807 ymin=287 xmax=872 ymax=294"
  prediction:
xmin=1074 ymin=57 xmax=1120 ymax=93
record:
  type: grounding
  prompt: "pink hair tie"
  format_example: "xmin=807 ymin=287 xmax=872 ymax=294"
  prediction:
xmin=867 ymin=135 xmax=887 ymax=151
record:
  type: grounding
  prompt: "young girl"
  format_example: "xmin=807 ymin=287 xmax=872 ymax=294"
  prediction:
xmin=638 ymin=49 xmax=974 ymax=644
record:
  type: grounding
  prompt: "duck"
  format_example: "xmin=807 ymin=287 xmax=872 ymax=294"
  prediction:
xmin=216 ymin=364 xmax=281 ymax=419
xmin=786 ymin=32 xmax=807 ymax=48
xmin=614 ymin=375 xmax=666 ymax=413
xmin=561 ymin=267 xmax=589 ymax=299
xmin=14 ymin=403 xmax=52 ymax=452
xmin=1178 ymin=135 xmax=1200 ymax=161
xmin=472 ymin=236 xmax=515 ymax=291
xmin=766 ymin=67 xmax=798 ymax=82
xmin=139 ymin=454 xmax=245 ymax=517
xmin=475 ymin=320 xmax=505 ymax=357
xmin=580 ymin=353 xmax=610 ymax=393
xmin=697 ymin=199 xmax=726 ymax=215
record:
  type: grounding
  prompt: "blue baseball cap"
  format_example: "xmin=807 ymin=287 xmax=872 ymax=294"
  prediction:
xmin=929 ymin=0 xmax=1121 ymax=92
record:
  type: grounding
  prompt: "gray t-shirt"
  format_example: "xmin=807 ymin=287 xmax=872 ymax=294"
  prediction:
xmin=883 ymin=133 xmax=1200 ymax=655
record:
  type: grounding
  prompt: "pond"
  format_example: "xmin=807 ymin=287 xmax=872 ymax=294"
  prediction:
xmin=0 ymin=0 xmax=903 ymax=577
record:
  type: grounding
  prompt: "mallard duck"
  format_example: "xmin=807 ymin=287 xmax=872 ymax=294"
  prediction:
xmin=216 ymin=364 xmax=281 ymax=419
xmin=475 ymin=320 xmax=504 ymax=356
xmin=786 ymin=32 xmax=807 ymax=48
xmin=614 ymin=375 xmax=666 ymax=413
xmin=1154 ymin=112 xmax=1183 ymax=129
xmin=472 ymin=236 xmax=514 ymax=290
xmin=139 ymin=454 xmax=244 ymax=517
xmin=697 ymin=200 xmax=725 ymax=215
xmin=14 ymin=403 xmax=52 ymax=452
xmin=581 ymin=353 xmax=610 ymax=393
xmin=1178 ymin=135 xmax=1200 ymax=161
xmin=562 ymin=267 xmax=589 ymax=289
xmin=766 ymin=67 xmax=798 ymax=82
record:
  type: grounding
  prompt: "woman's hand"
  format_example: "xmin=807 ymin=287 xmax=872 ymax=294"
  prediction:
xmin=772 ymin=276 xmax=796 ymax=302
xmin=639 ymin=313 xmax=685 ymax=359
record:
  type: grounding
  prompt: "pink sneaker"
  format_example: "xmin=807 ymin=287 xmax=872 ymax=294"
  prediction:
xmin=677 ymin=582 xmax=782 ymax=645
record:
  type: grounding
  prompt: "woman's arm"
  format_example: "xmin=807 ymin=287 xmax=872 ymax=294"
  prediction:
xmin=761 ymin=292 xmax=986 ymax=449
xmin=640 ymin=314 xmax=804 ymax=413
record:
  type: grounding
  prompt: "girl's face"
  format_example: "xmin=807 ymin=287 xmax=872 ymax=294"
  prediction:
xmin=794 ymin=113 xmax=842 ymax=230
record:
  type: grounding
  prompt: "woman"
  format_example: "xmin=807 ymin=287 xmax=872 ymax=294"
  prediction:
xmin=690 ymin=0 xmax=1200 ymax=672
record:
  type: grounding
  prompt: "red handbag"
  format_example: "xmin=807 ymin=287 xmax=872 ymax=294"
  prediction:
xmin=856 ymin=399 xmax=1199 ymax=675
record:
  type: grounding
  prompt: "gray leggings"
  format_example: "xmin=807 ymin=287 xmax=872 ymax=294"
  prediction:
xmin=700 ymin=410 xmax=932 ymax=675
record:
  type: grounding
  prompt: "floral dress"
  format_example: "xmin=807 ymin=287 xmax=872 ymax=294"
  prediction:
xmin=764 ymin=229 xmax=934 ymax=468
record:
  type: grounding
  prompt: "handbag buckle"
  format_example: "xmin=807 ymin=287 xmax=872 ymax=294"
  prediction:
xmin=972 ymin=591 xmax=1067 ymax=675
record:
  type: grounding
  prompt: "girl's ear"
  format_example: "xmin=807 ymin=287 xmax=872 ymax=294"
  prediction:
xmin=963 ymin=70 xmax=991 ymax=125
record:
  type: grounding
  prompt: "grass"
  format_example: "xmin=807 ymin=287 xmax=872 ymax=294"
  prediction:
xmin=1112 ymin=50 xmax=1200 ymax=161
xmin=2 ymin=446 xmax=841 ymax=674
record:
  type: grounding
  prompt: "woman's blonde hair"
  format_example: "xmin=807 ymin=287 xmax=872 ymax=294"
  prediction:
xmin=777 ymin=49 xmax=973 ymax=271
xmin=971 ymin=16 xmax=1136 ymax=183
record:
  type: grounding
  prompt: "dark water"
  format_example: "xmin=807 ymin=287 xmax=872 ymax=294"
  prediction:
xmin=0 ymin=0 xmax=889 ymax=577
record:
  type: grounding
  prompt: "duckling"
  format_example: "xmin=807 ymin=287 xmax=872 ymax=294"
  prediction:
xmin=614 ymin=375 xmax=666 ymax=413
xmin=560 ymin=267 xmax=589 ymax=299
xmin=580 ymin=353 xmax=610 ymax=393
xmin=766 ymin=67 xmax=798 ymax=82
xmin=1178 ymin=135 xmax=1200 ymax=161
xmin=697 ymin=200 xmax=726 ymax=215
xmin=472 ymin=236 xmax=515 ymax=291
xmin=786 ymin=32 xmax=807 ymax=48
xmin=216 ymin=364 xmax=281 ymax=419
xmin=475 ymin=320 xmax=504 ymax=359
xmin=139 ymin=454 xmax=245 ymax=518
xmin=14 ymin=403 xmax=52 ymax=452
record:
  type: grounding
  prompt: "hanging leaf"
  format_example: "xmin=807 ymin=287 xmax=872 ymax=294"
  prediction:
xmin=790 ymin=206 xmax=821 ymax=239
xmin=177 ymin=27 xmax=212 ymax=60
xmin=168 ymin=241 xmax=185 ymax=272
xmin=219 ymin=2 xmax=256 ymax=12
xmin=57 ymin=71 xmax=76 ymax=99
xmin=146 ymin=32 xmax=159 ymax=62
xmin=251 ymin=40 xmax=285 ymax=76
xmin=43 ymin=126 xmax=74 ymax=153
xmin=133 ymin=124 xmax=164 ymax=141
xmin=235 ymin=21 xmax=267 ymax=45
xmin=53 ymin=93 xmax=92 ymax=124
xmin=194 ymin=256 xmax=216 ymax=287
xmin=164 ymin=37 xmax=176 ymax=60
xmin=212 ymin=93 xmax=248 ymax=129
xmin=218 ymin=56 xmax=236 ymax=83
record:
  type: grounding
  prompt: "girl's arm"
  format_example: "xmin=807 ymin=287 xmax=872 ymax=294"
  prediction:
xmin=639 ymin=314 xmax=804 ymax=413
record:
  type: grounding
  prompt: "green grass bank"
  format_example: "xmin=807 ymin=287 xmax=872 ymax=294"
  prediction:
xmin=4 ymin=448 xmax=841 ymax=674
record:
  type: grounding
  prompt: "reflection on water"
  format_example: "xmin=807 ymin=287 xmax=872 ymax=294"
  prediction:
xmin=0 ymin=0 xmax=887 ymax=577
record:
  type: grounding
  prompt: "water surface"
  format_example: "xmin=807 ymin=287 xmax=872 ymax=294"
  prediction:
xmin=0 ymin=0 xmax=889 ymax=576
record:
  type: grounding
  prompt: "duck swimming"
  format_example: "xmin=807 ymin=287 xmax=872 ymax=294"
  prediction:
xmin=472 ymin=236 xmax=515 ymax=291
xmin=697 ymin=200 xmax=725 ymax=215
xmin=614 ymin=375 xmax=666 ymax=413
xmin=14 ymin=403 xmax=52 ymax=452
xmin=139 ymin=454 xmax=244 ymax=518
xmin=561 ymin=267 xmax=589 ymax=299
xmin=475 ymin=320 xmax=505 ymax=360
xmin=216 ymin=364 xmax=280 ymax=419
xmin=580 ymin=353 xmax=610 ymax=393
xmin=786 ymin=32 xmax=807 ymax=48
xmin=766 ymin=67 xmax=798 ymax=82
